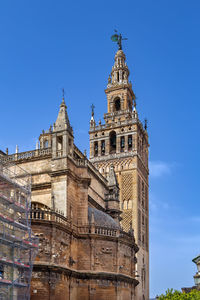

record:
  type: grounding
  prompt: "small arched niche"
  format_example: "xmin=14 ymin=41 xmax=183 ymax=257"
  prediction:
xmin=109 ymin=131 xmax=116 ymax=153
xmin=114 ymin=97 xmax=121 ymax=112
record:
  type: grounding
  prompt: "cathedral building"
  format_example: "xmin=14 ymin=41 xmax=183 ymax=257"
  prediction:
xmin=0 ymin=44 xmax=149 ymax=300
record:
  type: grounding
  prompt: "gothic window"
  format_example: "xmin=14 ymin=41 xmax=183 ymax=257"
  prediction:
xmin=114 ymin=98 xmax=121 ymax=111
xmin=101 ymin=140 xmax=105 ymax=155
xmin=120 ymin=136 xmax=125 ymax=152
xmin=94 ymin=142 xmax=98 ymax=157
xmin=109 ymin=131 xmax=116 ymax=153
xmin=128 ymin=135 xmax=132 ymax=150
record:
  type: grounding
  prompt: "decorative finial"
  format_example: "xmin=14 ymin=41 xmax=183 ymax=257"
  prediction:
xmin=60 ymin=88 xmax=67 ymax=109
xmin=111 ymin=30 xmax=128 ymax=50
xmin=62 ymin=88 xmax=65 ymax=101
xmin=91 ymin=104 xmax=95 ymax=117
xmin=144 ymin=118 xmax=148 ymax=131
xmin=108 ymin=75 xmax=111 ymax=84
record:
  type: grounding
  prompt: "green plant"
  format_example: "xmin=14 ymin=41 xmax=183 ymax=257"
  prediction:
xmin=157 ymin=288 xmax=200 ymax=299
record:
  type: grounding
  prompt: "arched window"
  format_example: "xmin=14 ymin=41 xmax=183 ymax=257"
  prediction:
xmin=94 ymin=142 xmax=98 ymax=156
xmin=44 ymin=140 xmax=49 ymax=148
xmin=114 ymin=98 xmax=121 ymax=111
xmin=120 ymin=136 xmax=125 ymax=152
xmin=101 ymin=140 xmax=105 ymax=155
xmin=109 ymin=131 xmax=116 ymax=153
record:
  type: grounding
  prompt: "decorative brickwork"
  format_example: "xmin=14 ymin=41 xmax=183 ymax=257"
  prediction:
xmin=121 ymin=173 xmax=133 ymax=202
xmin=121 ymin=209 xmax=132 ymax=232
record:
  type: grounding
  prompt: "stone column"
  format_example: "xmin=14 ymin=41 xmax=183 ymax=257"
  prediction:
xmin=90 ymin=141 xmax=94 ymax=158
xmin=116 ymin=136 xmax=120 ymax=154
xmin=98 ymin=140 xmax=101 ymax=156
xmin=52 ymin=133 xmax=57 ymax=159
xmin=105 ymin=138 xmax=109 ymax=155
xmin=125 ymin=135 xmax=128 ymax=152
xmin=62 ymin=132 xmax=67 ymax=157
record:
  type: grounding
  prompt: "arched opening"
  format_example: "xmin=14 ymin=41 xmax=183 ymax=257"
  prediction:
xmin=114 ymin=98 xmax=121 ymax=111
xmin=101 ymin=140 xmax=105 ymax=155
xmin=120 ymin=136 xmax=125 ymax=152
xmin=109 ymin=131 xmax=116 ymax=153
xmin=44 ymin=140 xmax=49 ymax=148
xmin=94 ymin=141 xmax=98 ymax=156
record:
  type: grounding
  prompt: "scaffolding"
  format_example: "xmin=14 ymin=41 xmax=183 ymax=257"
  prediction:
xmin=0 ymin=159 xmax=38 ymax=300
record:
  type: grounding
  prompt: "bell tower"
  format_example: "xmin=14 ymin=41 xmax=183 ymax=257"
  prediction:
xmin=89 ymin=46 xmax=149 ymax=300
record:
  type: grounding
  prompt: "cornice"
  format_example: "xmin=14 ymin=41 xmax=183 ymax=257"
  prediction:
xmin=33 ymin=263 xmax=139 ymax=286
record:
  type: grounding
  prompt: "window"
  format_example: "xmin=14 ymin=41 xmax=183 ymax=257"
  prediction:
xmin=44 ymin=140 xmax=48 ymax=148
xmin=109 ymin=131 xmax=116 ymax=153
xmin=114 ymin=98 xmax=121 ymax=111
xmin=57 ymin=136 xmax=63 ymax=150
xmin=94 ymin=142 xmax=98 ymax=157
xmin=120 ymin=136 xmax=125 ymax=151
xmin=128 ymin=135 xmax=132 ymax=150
xmin=101 ymin=140 xmax=105 ymax=155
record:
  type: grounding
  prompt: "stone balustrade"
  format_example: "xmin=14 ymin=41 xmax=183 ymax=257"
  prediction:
xmin=2 ymin=148 xmax=52 ymax=163
xmin=30 ymin=208 xmax=133 ymax=240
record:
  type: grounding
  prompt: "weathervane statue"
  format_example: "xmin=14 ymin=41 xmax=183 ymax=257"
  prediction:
xmin=111 ymin=30 xmax=128 ymax=50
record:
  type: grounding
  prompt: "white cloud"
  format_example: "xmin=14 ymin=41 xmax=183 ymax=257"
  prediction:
xmin=149 ymin=161 xmax=171 ymax=178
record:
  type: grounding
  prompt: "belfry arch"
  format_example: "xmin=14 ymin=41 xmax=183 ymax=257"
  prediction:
xmin=109 ymin=131 xmax=116 ymax=153
xmin=114 ymin=97 xmax=121 ymax=111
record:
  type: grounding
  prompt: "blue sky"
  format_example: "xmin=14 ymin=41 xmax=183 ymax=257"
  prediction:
xmin=0 ymin=0 xmax=200 ymax=297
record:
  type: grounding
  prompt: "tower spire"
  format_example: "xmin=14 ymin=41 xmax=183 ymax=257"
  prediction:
xmin=54 ymin=90 xmax=72 ymax=133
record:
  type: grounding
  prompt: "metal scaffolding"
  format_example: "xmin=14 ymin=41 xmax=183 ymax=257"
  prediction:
xmin=0 ymin=159 xmax=38 ymax=300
